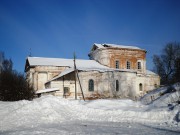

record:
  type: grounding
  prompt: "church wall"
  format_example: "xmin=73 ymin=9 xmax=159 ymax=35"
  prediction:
xmin=144 ymin=75 xmax=160 ymax=92
xmin=26 ymin=66 xmax=69 ymax=91
xmin=44 ymin=70 xmax=160 ymax=100
xmin=47 ymin=70 xmax=138 ymax=99
xmin=76 ymin=71 xmax=159 ymax=100
xmin=46 ymin=72 xmax=77 ymax=97
xmin=89 ymin=49 xmax=110 ymax=66
xmin=25 ymin=45 xmax=160 ymax=99
xmin=136 ymin=74 xmax=160 ymax=97
xmin=77 ymin=71 xmax=137 ymax=99
xmin=89 ymin=48 xmax=146 ymax=74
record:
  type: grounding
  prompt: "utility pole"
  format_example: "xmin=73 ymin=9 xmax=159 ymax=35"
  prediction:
xmin=76 ymin=70 xmax=85 ymax=101
xmin=74 ymin=52 xmax=77 ymax=100
xmin=63 ymin=76 xmax=65 ymax=98
xmin=73 ymin=52 xmax=85 ymax=101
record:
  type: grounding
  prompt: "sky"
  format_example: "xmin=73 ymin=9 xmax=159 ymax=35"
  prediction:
xmin=0 ymin=0 xmax=180 ymax=73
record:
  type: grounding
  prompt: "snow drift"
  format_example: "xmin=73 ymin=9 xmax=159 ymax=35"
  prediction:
xmin=0 ymin=94 xmax=180 ymax=132
xmin=141 ymin=83 xmax=180 ymax=106
xmin=0 ymin=83 xmax=180 ymax=134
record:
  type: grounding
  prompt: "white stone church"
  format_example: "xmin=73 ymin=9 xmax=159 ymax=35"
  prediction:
xmin=25 ymin=43 xmax=160 ymax=99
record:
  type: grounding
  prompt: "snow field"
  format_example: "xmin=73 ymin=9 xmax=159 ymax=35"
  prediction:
xmin=0 ymin=95 xmax=179 ymax=132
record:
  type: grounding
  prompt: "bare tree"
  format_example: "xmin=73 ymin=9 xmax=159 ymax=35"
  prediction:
xmin=0 ymin=51 xmax=4 ymax=72
xmin=0 ymin=51 xmax=34 ymax=101
xmin=153 ymin=42 xmax=180 ymax=85
xmin=2 ymin=59 xmax=13 ymax=72
xmin=174 ymin=57 xmax=180 ymax=82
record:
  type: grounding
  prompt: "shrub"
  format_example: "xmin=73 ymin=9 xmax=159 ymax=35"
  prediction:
xmin=0 ymin=51 xmax=34 ymax=101
xmin=0 ymin=70 xmax=34 ymax=101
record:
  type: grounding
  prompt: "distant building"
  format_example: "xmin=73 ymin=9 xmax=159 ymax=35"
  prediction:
xmin=25 ymin=43 xmax=160 ymax=99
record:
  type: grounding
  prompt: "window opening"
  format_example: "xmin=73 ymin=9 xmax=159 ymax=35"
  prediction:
xmin=138 ymin=62 xmax=141 ymax=69
xmin=89 ymin=79 xmax=94 ymax=91
xmin=127 ymin=61 xmax=131 ymax=69
xmin=115 ymin=60 xmax=119 ymax=69
xmin=116 ymin=80 xmax=119 ymax=91
xmin=139 ymin=83 xmax=143 ymax=91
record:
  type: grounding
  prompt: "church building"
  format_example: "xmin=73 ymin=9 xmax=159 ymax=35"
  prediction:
xmin=25 ymin=43 xmax=160 ymax=99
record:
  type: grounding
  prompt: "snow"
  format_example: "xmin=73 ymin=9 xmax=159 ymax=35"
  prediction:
xmin=46 ymin=67 xmax=137 ymax=83
xmin=27 ymin=57 xmax=138 ymax=75
xmin=146 ymin=70 xmax=158 ymax=75
xmin=27 ymin=57 xmax=111 ymax=70
xmin=27 ymin=57 xmax=158 ymax=80
xmin=0 ymin=88 xmax=180 ymax=135
xmin=93 ymin=43 xmax=145 ymax=51
xmin=35 ymin=88 xmax=59 ymax=94
xmin=46 ymin=68 xmax=75 ymax=83
xmin=141 ymin=83 xmax=180 ymax=106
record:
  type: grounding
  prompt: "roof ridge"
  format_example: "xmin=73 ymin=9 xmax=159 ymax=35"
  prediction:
xmin=93 ymin=43 xmax=145 ymax=51
xmin=28 ymin=57 xmax=95 ymax=61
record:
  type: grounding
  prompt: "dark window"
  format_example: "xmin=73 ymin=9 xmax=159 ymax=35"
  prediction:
xmin=89 ymin=79 xmax=94 ymax=91
xmin=138 ymin=62 xmax=141 ymax=69
xmin=115 ymin=60 xmax=119 ymax=69
xmin=64 ymin=87 xmax=70 ymax=95
xmin=127 ymin=61 xmax=131 ymax=69
xmin=139 ymin=83 xmax=143 ymax=91
xmin=116 ymin=80 xmax=119 ymax=91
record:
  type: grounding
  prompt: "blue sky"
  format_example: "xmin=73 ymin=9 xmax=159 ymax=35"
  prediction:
xmin=0 ymin=0 xmax=180 ymax=73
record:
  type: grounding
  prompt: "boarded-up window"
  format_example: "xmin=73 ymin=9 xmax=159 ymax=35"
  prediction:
xmin=127 ymin=61 xmax=131 ymax=69
xmin=89 ymin=79 xmax=94 ymax=91
xmin=138 ymin=62 xmax=141 ymax=69
xmin=116 ymin=80 xmax=119 ymax=91
xmin=115 ymin=60 xmax=119 ymax=69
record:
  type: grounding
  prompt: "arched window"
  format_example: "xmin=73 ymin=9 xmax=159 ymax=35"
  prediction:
xmin=89 ymin=79 xmax=94 ymax=91
xmin=127 ymin=61 xmax=131 ymax=69
xmin=139 ymin=83 xmax=143 ymax=91
xmin=116 ymin=80 xmax=119 ymax=91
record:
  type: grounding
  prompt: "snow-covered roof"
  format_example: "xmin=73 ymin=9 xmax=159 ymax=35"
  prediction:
xmin=26 ymin=57 xmax=111 ymax=69
xmin=146 ymin=70 xmax=158 ymax=76
xmin=36 ymin=88 xmax=59 ymax=94
xmin=46 ymin=68 xmax=75 ymax=83
xmin=26 ymin=57 xmax=138 ymax=84
xmin=46 ymin=67 xmax=137 ymax=84
xmin=93 ymin=43 xmax=145 ymax=51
